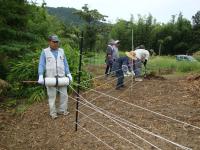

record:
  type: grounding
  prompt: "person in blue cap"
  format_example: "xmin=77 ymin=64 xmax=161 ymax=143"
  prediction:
xmin=38 ymin=35 xmax=72 ymax=119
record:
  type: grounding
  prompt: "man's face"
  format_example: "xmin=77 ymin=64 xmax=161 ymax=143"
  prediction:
xmin=49 ymin=40 xmax=59 ymax=50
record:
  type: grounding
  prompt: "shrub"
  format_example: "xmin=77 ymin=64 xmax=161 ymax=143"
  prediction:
xmin=0 ymin=79 xmax=10 ymax=96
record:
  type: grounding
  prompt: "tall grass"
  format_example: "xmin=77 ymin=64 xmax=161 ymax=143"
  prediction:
xmin=148 ymin=56 xmax=200 ymax=74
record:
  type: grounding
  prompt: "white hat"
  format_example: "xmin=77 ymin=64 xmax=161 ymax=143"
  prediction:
xmin=115 ymin=40 xmax=120 ymax=44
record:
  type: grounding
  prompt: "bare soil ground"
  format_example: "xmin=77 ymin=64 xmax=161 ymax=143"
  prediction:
xmin=1 ymin=65 xmax=200 ymax=150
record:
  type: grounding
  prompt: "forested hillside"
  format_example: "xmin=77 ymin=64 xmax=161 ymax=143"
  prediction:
xmin=47 ymin=7 xmax=85 ymax=25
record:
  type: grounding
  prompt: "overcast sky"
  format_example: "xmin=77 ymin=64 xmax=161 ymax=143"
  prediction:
xmin=31 ymin=0 xmax=200 ymax=23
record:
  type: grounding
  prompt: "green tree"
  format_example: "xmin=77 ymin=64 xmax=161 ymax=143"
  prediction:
xmin=0 ymin=0 xmax=33 ymax=79
xmin=192 ymin=11 xmax=200 ymax=27
xmin=154 ymin=13 xmax=191 ymax=55
xmin=74 ymin=4 xmax=107 ymax=51
xmin=190 ymin=10 xmax=200 ymax=53
xmin=173 ymin=13 xmax=192 ymax=54
xmin=111 ymin=14 xmax=158 ymax=51
xmin=110 ymin=19 xmax=131 ymax=50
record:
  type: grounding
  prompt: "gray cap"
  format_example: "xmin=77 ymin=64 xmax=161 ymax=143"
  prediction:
xmin=48 ymin=35 xmax=60 ymax=42
xmin=139 ymin=45 xmax=145 ymax=49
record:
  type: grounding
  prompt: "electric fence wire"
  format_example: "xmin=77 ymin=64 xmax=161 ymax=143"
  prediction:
xmin=66 ymin=85 xmax=193 ymax=150
xmin=68 ymin=94 xmax=154 ymax=150
xmin=72 ymin=80 xmax=200 ymax=131
xmin=80 ymin=72 xmax=121 ymax=99
xmin=78 ymin=109 xmax=145 ymax=150
xmin=77 ymin=74 xmax=132 ymax=109
xmin=70 ymin=88 xmax=192 ymax=150
xmin=80 ymin=67 xmax=127 ymax=84
xmin=60 ymin=54 xmax=194 ymax=149
xmin=76 ymin=123 xmax=116 ymax=150
xmin=79 ymin=78 xmax=138 ymax=121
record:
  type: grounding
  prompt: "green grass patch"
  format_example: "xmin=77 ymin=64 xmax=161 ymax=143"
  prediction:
xmin=148 ymin=56 xmax=200 ymax=74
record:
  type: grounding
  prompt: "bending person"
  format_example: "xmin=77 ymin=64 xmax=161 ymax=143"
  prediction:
xmin=113 ymin=51 xmax=137 ymax=90
xmin=133 ymin=45 xmax=150 ymax=81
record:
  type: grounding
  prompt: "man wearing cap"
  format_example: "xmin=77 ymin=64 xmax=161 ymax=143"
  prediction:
xmin=133 ymin=45 xmax=150 ymax=81
xmin=113 ymin=51 xmax=136 ymax=90
xmin=111 ymin=40 xmax=120 ymax=76
xmin=105 ymin=39 xmax=115 ymax=76
xmin=38 ymin=35 xmax=72 ymax=119
xmin=112 ymin=40 xmax=120 ymax=61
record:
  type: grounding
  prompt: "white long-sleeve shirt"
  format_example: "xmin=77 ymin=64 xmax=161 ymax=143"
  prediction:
xmin=134 ymin=49 xmax=150 ymax=62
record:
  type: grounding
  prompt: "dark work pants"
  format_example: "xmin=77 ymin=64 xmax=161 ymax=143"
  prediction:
xmin=133 ymin=59 xmax=142 ymax=77
xmin=111 ymin=59 xmax=117 ymax=74
xmin=105 ymin=64 xmax=112 ymax=75
xmin=105 ymin=60 xmax=112 ymax=75
xmin=116 ymin=70 xmax=124 ymax=87
xmin=113 ymin=61 xmax=124 ymax=87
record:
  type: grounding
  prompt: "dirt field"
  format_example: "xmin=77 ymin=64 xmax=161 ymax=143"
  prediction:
xmin=0 ymin=65 xmax=200 ymax=150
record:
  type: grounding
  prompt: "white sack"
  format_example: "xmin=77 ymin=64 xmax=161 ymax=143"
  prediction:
xmin=45 ymin=77 xmax=69 ymax=87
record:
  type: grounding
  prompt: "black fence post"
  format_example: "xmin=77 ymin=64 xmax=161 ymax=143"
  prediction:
xmin=75 ymin=31 xmax=83 ymax=131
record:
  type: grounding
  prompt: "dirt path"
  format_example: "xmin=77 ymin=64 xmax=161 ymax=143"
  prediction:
xmin=0 ymin=73 xmax=200 ymax=150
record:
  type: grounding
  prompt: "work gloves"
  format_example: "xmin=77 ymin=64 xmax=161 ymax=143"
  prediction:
xmin=122 ymin=65 xmax=128 ymax=72
xmin=67 ymin=73 xmax=73 ymax=82
xmin=38 ymin=75 xmax=44 ymax=84
xmin=131 ymin=70 xmax=135 ymax=76
xmin=143 ymin=59 xmax=147 ymax=67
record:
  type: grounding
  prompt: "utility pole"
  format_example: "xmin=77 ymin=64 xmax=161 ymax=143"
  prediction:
xmin=132 ymin=28 xmax=134 ymax=50
xmin=159 ymin=43 xmax=162 ymax=56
